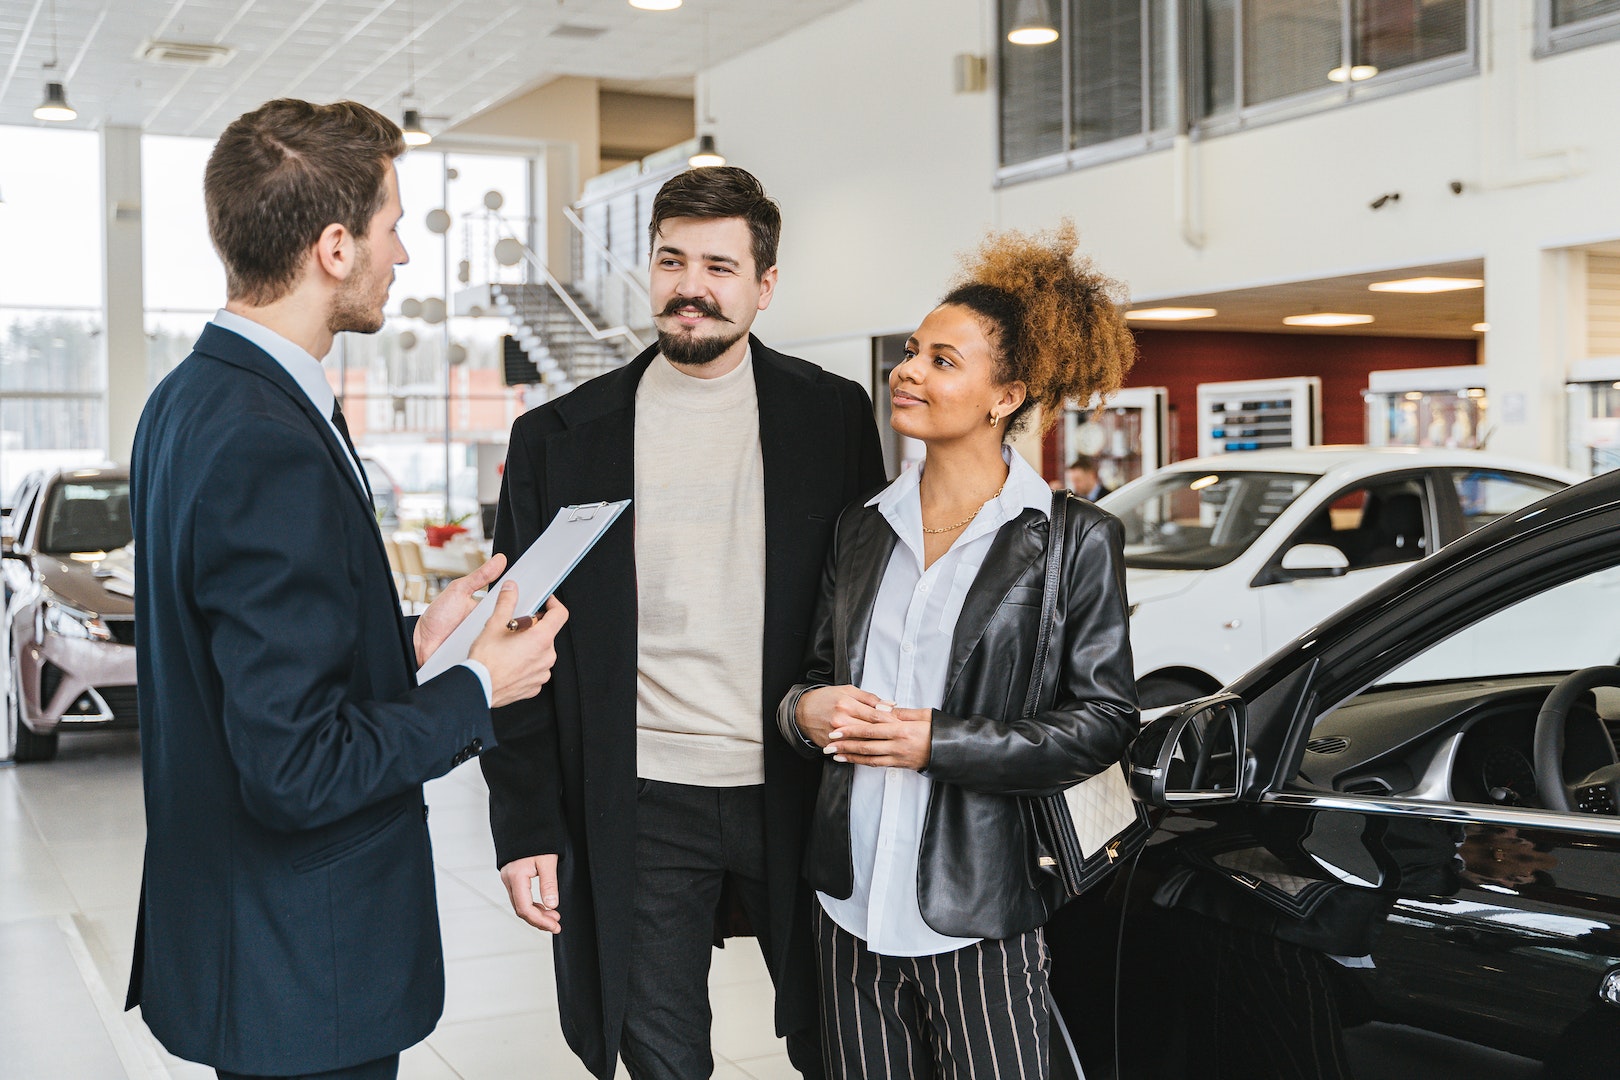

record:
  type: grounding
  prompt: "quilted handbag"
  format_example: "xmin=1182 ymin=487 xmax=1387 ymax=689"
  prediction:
xmin=1023 ymin=490 xmax=1152 ymax=901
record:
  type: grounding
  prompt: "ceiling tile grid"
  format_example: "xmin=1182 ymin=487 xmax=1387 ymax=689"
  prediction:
xmin=0 ymin=0 xmax=855 ymax=138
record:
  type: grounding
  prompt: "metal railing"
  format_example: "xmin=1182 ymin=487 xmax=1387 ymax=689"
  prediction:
xmin=563 ymin=205 xmax=654 ymax=345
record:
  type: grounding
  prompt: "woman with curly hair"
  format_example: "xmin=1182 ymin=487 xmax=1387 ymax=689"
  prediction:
xmin=777 ymin=222 xmax=1139 ymax=1077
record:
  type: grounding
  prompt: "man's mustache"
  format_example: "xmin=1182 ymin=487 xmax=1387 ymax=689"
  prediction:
xmin=658 ymin=297 xmax=731 ymax=323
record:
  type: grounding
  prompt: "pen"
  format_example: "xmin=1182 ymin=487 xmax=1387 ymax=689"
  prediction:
xmin=507 ymin=614 xmax=539 ymax=632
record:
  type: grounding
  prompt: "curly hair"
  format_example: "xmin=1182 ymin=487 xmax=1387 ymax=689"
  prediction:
xmin=942 ymin=221 xmax=1136 ymax=437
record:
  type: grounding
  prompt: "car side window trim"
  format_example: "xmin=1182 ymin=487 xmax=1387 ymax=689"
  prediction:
xmin=1250 ymin=469 xmax=1437 ymax=588
xmin=1263 ymin=789 xmax=1620 ymax=836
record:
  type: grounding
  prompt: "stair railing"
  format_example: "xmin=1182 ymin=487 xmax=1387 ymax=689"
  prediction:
xmin=563 ymin=205 xmax=654 ymax=342
xmin=481 ymin=211 xmax=648 ymax=356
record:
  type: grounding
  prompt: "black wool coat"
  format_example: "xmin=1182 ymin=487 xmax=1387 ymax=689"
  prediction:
xmin=481 ymin=337 xmax=887 ymax=1079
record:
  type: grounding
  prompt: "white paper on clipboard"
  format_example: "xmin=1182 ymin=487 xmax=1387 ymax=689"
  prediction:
xmin=416 ymin=499 xmax=629 ymax=683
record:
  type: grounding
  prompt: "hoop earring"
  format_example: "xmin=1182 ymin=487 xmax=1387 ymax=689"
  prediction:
xmin=989 ymin=412 xmax=1001 ymax=428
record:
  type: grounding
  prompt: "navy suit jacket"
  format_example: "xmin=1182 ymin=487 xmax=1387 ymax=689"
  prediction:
xmin=125 ymin=323 xmax=495 ymax=1075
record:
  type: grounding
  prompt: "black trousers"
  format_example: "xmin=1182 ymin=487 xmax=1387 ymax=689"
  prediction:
xmin=813 ymin=903 xmax=1050 ymax=1080
xmin=621 ymin=779 xmax=821 ymax=1080
xmin=216 ymin=1053 xmax=398 ymax=1080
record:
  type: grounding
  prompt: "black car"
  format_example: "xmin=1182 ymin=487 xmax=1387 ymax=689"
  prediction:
xmin=1053 ymin=465 xmax=1620 ymax=1079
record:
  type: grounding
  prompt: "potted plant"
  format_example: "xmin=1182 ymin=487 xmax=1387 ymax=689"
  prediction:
xmin=423 ymin=511 xmax=473 ymax=547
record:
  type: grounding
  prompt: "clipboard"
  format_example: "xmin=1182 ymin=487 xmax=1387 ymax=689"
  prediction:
xmin=416 ymin=499 xmax=629 ymax=683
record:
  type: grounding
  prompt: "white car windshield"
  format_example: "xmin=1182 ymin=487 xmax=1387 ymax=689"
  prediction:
xmin=1109 ymin=469 xmax=1316 ymax=571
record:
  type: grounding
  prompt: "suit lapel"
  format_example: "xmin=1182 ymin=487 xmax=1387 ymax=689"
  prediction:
xmin=196 ymin=324 xmax=414 ymax=670
xmin=195 ymin=325 xmax=375 ymax=520
xmin=939 ymin=511 xmax=1046 ymax=702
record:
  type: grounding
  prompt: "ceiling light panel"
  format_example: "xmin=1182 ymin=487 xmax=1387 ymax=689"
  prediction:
xmin=1283 ymin=313 xmax=1376 ymax=327
xmin=1367 ymin=277 xmax=1485 ymax=293
xmin=1126 ymin=307 xmax=1219 ymax=321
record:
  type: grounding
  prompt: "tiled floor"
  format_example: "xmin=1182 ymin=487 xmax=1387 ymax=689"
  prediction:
xmin=0 ymin=730 xmax=794 ymax=1080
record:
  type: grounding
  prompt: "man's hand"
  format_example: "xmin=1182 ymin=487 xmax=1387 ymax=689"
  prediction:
xmin=499 ymin=854 xmax=561 ymax=934
xmin=414 ymin=553 xmax=508 ymax=667
xmin=468 ymin=586 xmax=569 ymax=708
xmin=795 ymin=684 xmax=886 ymax=749
xmin=826 ymin=706 xmax=932 ymax=770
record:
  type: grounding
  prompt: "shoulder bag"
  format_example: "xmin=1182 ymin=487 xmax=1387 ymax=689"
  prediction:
xmin=1024 ymin=489 xmax=1152 ymax=901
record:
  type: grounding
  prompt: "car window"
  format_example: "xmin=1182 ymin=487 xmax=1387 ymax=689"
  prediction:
xmin=1450 ymin=470 xmax=1563 ymax=535
xmin=13 ymin=478 xmax=42 ymax=546
xmin=1110 ymin=469 xmax=1315 ymax=570
xmin=38 ymin=479 xmax=133 ymax=554
xmin=1290 ymin=478 xmax=1429 ymax=571
xmin=1376 ymin=564 xmax=1620 ymax=686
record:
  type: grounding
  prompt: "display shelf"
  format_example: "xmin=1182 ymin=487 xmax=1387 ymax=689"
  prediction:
xmin=1197 ymin=378 xmax=1322 ymax=457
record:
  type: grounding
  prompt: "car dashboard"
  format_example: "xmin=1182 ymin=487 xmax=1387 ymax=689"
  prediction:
xmin=1297 ymin=675 xmax=1620 ymax=811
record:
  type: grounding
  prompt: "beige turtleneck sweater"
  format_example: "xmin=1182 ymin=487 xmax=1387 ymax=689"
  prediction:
xmin=632 ymin=351 xmax=767 ymax=786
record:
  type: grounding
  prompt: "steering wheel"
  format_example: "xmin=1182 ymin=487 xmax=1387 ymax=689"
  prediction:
xmin=1533 ymin=666 xmax=1620 ymax=815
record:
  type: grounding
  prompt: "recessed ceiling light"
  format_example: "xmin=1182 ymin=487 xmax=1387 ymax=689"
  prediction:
xmin=629 ymin=0 xmax=682 ymax=9
xmin=1283 ymin=313 xmax=1375 ymax=327
xmin=1472 ymin=322 xmax=1490 ymax=332
xmin=1125 ymin=307 xmax=1218 ymax=321
xmin=1368 ymin=276 xmax=1485 ymax=293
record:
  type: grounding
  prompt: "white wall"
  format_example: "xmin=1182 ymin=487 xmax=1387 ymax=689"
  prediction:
xmin=707 ymin=0 xmax=1620 ymax=466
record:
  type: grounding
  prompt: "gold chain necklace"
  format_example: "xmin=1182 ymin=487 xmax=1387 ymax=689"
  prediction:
xmin=921 ymin=480 xmax=1007 ymax=535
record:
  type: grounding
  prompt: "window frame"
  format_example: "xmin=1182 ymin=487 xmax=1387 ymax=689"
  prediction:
xmin=995 ymin=0 xmax=1480 ymax=186
xmin=1535 ymin=0 xmax=1620 ymax=56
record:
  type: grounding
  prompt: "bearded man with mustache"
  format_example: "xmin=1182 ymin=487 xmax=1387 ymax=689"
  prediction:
xmin=482 ymin=166 xmax=887 ymax=1080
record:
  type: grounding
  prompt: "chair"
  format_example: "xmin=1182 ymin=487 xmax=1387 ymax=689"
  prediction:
xmin=392 ymin=536 xmax=437 ymax=609
xmin=382 ymin=535 xmax=407 ymax=598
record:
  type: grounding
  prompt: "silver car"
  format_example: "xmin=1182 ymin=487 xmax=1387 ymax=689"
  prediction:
xmin=2 ymin=466 xmax=136 ymax=762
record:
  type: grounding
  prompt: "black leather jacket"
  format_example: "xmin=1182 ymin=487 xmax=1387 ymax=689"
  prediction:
xmin=777 ymin=494 xmax=1139 ymax=941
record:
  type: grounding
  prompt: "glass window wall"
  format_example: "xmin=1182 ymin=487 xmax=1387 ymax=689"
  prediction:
xmin=0 ymin=127 xmax=106 ymax=499
xmin=998 ymin=0 xmax=1474 ymax=181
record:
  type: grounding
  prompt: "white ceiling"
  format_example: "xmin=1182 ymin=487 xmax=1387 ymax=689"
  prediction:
xmin=0 ymin=0 xmax=854 ymax=139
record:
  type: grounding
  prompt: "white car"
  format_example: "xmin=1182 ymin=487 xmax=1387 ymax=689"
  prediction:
xmin=1100 ymin=447 xmax=1582 ymax=707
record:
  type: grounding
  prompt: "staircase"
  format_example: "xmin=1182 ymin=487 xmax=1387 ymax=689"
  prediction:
xmin=489 ymin=281 xmax=643 ymax=385
xmin=457 ymin=203 xmax=655 ymax=393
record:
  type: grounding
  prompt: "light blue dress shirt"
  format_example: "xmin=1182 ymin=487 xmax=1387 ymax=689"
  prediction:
xmin=817 ymin=447 xmax=1052 ymax=956
xmin=207 ymin=310 xmax=492 ymax=706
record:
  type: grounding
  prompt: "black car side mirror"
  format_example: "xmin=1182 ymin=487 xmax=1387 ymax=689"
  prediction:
xmin=1129 ymin=693 xmax=1249 ymax=807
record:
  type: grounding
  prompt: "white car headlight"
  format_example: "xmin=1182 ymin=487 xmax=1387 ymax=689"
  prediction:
xmin=45 ymin=601 xmax=114 ymax=642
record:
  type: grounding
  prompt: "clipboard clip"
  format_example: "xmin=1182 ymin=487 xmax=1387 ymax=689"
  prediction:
xmin=566 ymin=501 xmax=611 ymax=521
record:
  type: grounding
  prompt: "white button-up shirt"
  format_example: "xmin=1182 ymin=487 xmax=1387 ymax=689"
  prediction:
xmin=818 ymin=446 xmax=1053 ymax=956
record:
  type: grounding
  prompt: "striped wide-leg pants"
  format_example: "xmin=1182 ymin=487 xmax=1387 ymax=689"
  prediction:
xmin=812 ymin=903 xmax=1051 ymax=1080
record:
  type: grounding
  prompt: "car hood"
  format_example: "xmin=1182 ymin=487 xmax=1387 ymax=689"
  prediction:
xmin=1124 ymin=566 xmax=1201 ymax=606
xmin=37 ymin=552 xmax=135 ymax=617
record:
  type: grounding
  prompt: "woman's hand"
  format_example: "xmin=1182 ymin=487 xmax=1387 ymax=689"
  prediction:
xmin=796 ymin=685 xmax=886 ymax=749
xmin=827 ymin=705 xmax=933 ymax=771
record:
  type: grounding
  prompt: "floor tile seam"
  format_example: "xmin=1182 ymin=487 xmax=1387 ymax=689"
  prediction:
xmin=414 ymin=1040 xmax=467 ymax=1079
xmin=57 ymin=912 xmax=172 ymax=1079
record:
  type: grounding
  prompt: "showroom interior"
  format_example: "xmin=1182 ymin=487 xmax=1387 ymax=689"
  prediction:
xmin=5 ymin=0 xmax=1620 ymax=1076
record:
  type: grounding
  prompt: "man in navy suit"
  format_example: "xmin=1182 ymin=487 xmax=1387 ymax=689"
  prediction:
xmin=126 ymin=98 xmax=567 ymax=1080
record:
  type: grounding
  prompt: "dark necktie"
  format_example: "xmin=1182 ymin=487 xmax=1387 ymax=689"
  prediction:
xmin=330 ymin=400 xmax=371 ymax=499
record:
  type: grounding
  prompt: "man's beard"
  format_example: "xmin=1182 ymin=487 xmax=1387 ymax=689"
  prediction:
xmin=329 ymin=243 xmax=387 ymax=335
xmin=654 ymin=296 xmax=742 ymax=366
xmin=657 ymin=325 xmax=745 ymax=366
